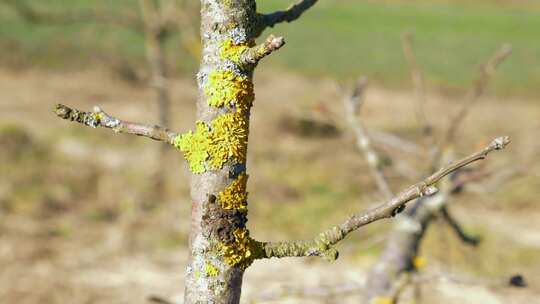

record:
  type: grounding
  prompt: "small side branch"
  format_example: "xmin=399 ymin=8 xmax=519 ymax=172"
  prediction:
xmin=438 ymin=44 xmax=512 ymax=151
xmin=440 ymin=206 xmax=481 ymax=246
xmin=368 ymin=129 xmax=423 ymax=156
xmin=53 ymin=104 xmax=178 ymax=144
xmin=240 ymin=35 xmax=285 ymax=65
xmin=257 ymin=137 xmax=509 ymax=260
xmin=255 ymin=0 xmax=318 ymax=36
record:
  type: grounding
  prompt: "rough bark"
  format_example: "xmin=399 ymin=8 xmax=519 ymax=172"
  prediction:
xmin=182 ymin=1 xmax=282 ymax=302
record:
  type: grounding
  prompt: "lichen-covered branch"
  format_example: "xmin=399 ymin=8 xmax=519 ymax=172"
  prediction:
xmin=344 ymin=77 xmax=394 ymax=200
xmin=256 ymin=137 xmax=509 ymax=260
xmin=53 ymin=104 xmax=178 ymax=144
xmin=240 ymin=35 xmax=285 ymax=66
xmin=255 ymin=0 xmax=319 ymax=36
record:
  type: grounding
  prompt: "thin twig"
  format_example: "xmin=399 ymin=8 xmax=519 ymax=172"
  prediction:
xmin=434 ymin=44 xmax=512 ymax=162
xmin=401 ymin=32 xmax=432 ymax=139
xmin=368 ymin=129 xmax=423 ymax=156
xmin=440 ymin=206 xmax=481 ymax=246
xmin=240 ymin=35 xmax=286 ymax=66
xmin=53 ymin=104 xmax=179 ymax=144
xmin=256 ymin=136 xmax=510 ymax=260
xmin=255 ymin=0 xmax=319 ymax=36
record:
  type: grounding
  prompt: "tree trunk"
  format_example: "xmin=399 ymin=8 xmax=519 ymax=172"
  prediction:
xmin=183 ymin=1 xmax=259 ymax=302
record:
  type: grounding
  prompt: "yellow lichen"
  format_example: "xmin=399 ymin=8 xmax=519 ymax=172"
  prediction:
xmin=176 ymin=113 xmax=249 ymax=173
xmin=220 ymin=39 xmax=249 ymax=64
xmin=256 ymin=44 xmax=267 ymax=57
xmin=208 ymin=113 xmax=249 ymax=168
xmin=204 ymin=70 xmax=254 ymax=113
xmin=221 ymin=228 xmax=261 ymax=269
xmin=204 ymin=263 xmax=220 ymax=277
xmin=174 ymin=122 xmax=211 ymax=174
xmin=412 ymin=256 xmax=427 ymax=269
xmin=372 ymin=297 xmax=393 ymax=304
xmin=219 ymin=173 xmax=248 ymax=210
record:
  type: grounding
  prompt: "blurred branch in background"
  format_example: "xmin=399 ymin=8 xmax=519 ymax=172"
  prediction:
xmin=255 ymin=136 xmax=508 ymax=261
xmin=337 ymin=43 xmax=513 ymax=303
xmin=433 ymin=44 xmax=513 ymax=166
xmin=342 ymin=77 xmax=394 ymax=201
xmin=0 ymin=0 xmax=201 ymax=68
xmin=401 ymin=32 xmax=432 ymax=144
xmin=139 ymin=0 xmax=173 ymax=205
xmin=3 ymin=0 xmax=202 ymax=203
xmin=1 ymin=0 xmax=143 ymax=29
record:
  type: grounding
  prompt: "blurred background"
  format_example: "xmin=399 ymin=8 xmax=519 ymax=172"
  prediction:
xmin=0 ymin=0 xmax=538 ymax=303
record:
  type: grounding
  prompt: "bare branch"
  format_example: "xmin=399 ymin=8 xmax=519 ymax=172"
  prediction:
xmin=437 ymin=44 xmax=512 ymax=153
xmin=343 ymin=77 xmax=394 ymax=200
xmin=440 ymin=206 xmax=481 ymax=246
xmin=53 ymin=104 xmax=178 ymax=144
xmin=255 ymin=0 xmax=318 ymax=36
xmin=256 ymin=137 xmax=509 ymax=260
xmin=240 ymin=35 xmax=285 ymax=65
xmin=368 ymin=129 xmax=423 ymax=156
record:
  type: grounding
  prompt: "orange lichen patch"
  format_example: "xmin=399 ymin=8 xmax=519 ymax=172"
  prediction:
xmin=204 ymin=70 xmax=254 ymax=114
xmin=218 ymin=173 xmax=248 ymax=210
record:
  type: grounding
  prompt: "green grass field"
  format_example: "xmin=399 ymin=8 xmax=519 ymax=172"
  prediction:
xmin=1 ymin=0 xmax=539 ymax=96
